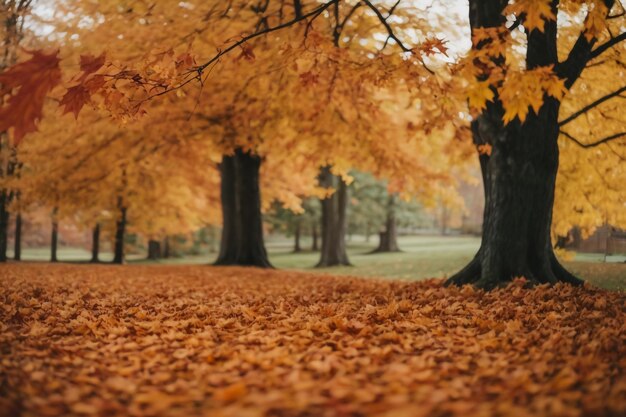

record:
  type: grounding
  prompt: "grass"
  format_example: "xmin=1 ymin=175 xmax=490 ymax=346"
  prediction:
xmin=6 ymin=234 xmax=625 ymax=290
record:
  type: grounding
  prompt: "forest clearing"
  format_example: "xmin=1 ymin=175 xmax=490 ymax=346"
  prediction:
xmin=1 ymin=0 xmax=626 ymax=416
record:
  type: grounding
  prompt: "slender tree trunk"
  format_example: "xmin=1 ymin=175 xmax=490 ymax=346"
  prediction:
xmin=90 ymin=224 xmax=100 ymax=263
xmin=440 ymin=204 xmax=448 ymax=236
xmin=316 ymin=166 xmax=351 ymax=267
xmin=50 ymin=219 xmax=58 ymax=263
xmin=293 ymin=218 xmax=302 ymax=253
xmin=147 ymin=239 xmax=161 ymax=260
xmin=215 ymin=149 xmax=272 ymax=267
xmin=112 ymin=200 xmax=126 ymax=264
xmin=163 ymin=236 xmax=170 ymax=258
xmin=0 ymin=191 xmax=9 ymax=262
xmin=311 ymin=221 xmax=319 ymax=251
xmin=14 ymin=212 xmax=21 ymax=261
xmin=371 ymin=194 xmax=401 ymax=253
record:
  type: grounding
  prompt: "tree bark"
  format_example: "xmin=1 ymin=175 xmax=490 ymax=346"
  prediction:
xmin=446 ymin=0 xmax=582 ymax=289
xmin=215 ymin=154 xmax=238 ymax=265
xmin=371 ymin=193 xmax=401 ymax=253
xmin=311 ymin=220 xmax=319 ymax=251
xmin=112 ymin=199 xmax=126 ymax=264
xmin=163 ymin=236 xmax=170 ymax=258
xmin=293 ymin=218 xmax=302 ymax=253
xmin=316 ymin=166 xmax=351 ymax=267
xmin=215 ymin=149 xmax=272 ymax=267
xmin=50 ymin=219 xmax=58 ymax=263
xmin=0 ymin=190 xmax=9 ymax=262
xmin=90 ymin=224 xmax=100 ymax=263
xmin=14 ymin=212 xmax=21 ymax=261
xmin=147 ymin=239 xmax=161 ymax=260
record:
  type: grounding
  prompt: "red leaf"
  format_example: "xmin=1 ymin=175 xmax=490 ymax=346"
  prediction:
xmin=80 ymin=53 xmax=106 ymax=77
xmin=60 ymin=85 xmax=91 ymax=119
xmin=0 ymin=49 xmax=62 ymax=144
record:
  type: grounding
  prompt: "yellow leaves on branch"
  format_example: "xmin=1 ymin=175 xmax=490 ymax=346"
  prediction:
xmin=499 ymin=66 xmax=567 ymax=123
xmin=1 ymin=264 xmax=625 ymax=417
xmin=467 ymin=80 xmax=494 ymax=112
xmin=583 ymin=0 xmax=609 ymax=40
xmin=504 ymin=0 xmax=556 ymax=32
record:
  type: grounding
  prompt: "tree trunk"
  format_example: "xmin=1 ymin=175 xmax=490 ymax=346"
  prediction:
xmin=440 ymin=204 xmax=448 ymax=236
xmin=0 ymin=190 xmax=8 ymax=262
xmin=311 ymin=221 xmax=319 ymax=251
xmin=293 ymin=218 xmax=302 ymax=253
xmin=147 ymin=239 xmax=161 ymax=260
xmin=316 ymin=166 xmax=351 ymax=267
xmin=113 ymin=200 xmax=126 ymax=264
xmin=90 ymin=224 xmax=100 ymax=263
xmin=14 ymin=212 xmax=21 ymax=261
xmin=371 ymin=194 xmax=400 ymax=253
xmin=215 ymin=154 xmax=238 ymax=264
xmin=50 ymin=220 xmax=58 ymax=263
xmin=446 ymin=0 xmax=583 ymax=290
xmin=215 ymin=149 xmax=272 ymax=267
xmin=163 ymin=236 xmax=170 ymax=258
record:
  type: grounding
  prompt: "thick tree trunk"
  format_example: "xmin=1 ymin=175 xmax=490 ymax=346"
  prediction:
xmin=215 ymin=149 xmax=272 ymax=267
xmin=371 ymin=194 xmax=401 ymax=253
xmin=14 ymin=213 xmax=21 ymax=261
xmin=113 ymin=201 xmax=126 ymax=264
xmin=311 ymin=221 xmax=319 ymax=251
xmin=446 ymin=0 xmax=582 ymax=289
xmin=446 ymin=101 xmax=582 ymax=288
xmin=215 ymin=154 xmax=237 ymax=265
xmin=293 ymin=218 xmax=302 ymax=253
xmin=50 ymin=220 xmax=58 ymax=263
xmin=316 ymin=166 xmax=351 ymax=267
xmin=90 ymin=224 xmax=100 ymax=263
xmin=147 ymin=239 xmax=161 ymax=260
xmin=0 ymin=191 xmax=9 ymax=262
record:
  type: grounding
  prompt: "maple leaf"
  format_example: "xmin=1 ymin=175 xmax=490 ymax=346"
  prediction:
xmin=477 ymin=144 xmax=492 ymax=156
xmin=504 ymin=0 xmax=556 ymax=32
xmin=467 ymin=81 xmax=495 ymax=111
xmin=79 ymin=53 xmax=106 ymax=78
xmin=583 ymin=1 xmax=609 ymax=41
xmin=0 ymin=49 xmax=62 ymax=143
xmin=60 ymin=85 xmax=92 ymax=118
xmin=238 ymin=45 xmax=256 ymax=61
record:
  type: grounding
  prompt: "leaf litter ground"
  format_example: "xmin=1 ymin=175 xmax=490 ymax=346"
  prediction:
xmin=1 ymin=264 xmax=624 ymax=417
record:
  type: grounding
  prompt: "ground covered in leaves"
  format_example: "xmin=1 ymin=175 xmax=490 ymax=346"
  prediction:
xmin=1 ymin=264 xmax=625 ymax=417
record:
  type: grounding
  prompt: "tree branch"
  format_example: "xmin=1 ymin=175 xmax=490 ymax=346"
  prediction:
xmin=589 ymin=31 xmax=626 ymax=60
xmin=559 ymin=130 xmax=626 ymax=148
xmin=362 ymin=0 xmax=411 ymax=52
xmin=556 ymin=0 xmax=616 ymax=88
xmin=559 ymin=85 xmax=626 ymax=126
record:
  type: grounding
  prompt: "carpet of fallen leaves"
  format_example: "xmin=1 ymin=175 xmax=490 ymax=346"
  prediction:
xmin=0 ymin=264 xmax=625 ymax=417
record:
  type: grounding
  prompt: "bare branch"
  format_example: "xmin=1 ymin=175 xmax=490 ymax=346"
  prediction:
xmin=362 ymin=0 xmax=411 ymax=52
xmin=589 ymin=31 xmax=626 ymax=60
xmin=559 ymin=130 xmax=626 ymax=148
xmin=559 ymin=85 xmax=626 ymax=126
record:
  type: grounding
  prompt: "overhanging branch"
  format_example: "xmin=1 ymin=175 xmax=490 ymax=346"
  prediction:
xmin=589 ymin=31 xmax=626 ymax=60
xmin=559 ymin=85 xmax=626 ymax=126
xmin=559 ymin=130 xmax=626 ymax=148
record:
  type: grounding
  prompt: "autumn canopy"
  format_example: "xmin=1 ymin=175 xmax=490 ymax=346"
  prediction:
xmin=0 ymin=0 xmax=625 ymax=415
